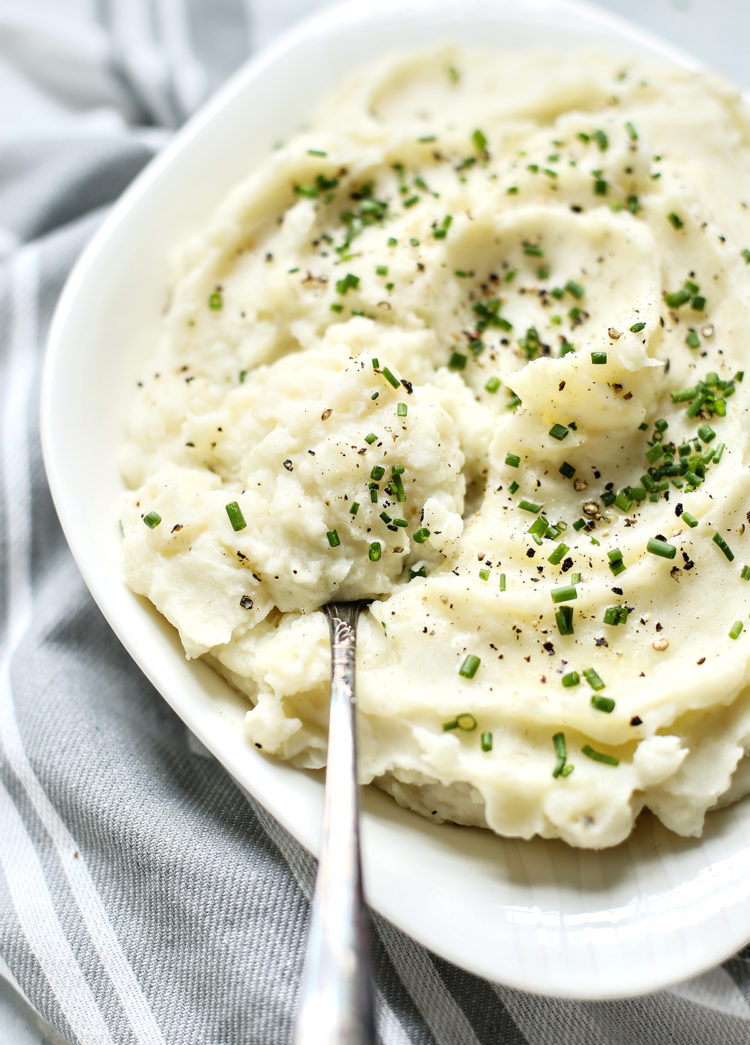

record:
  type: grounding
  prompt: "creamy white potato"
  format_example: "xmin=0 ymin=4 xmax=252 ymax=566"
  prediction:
xmin=120 ymin=48 xmax=750 ymax=848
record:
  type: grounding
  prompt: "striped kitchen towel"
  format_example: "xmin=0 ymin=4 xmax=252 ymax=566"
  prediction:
xmin=2 ymin=1 xmax=750 ymax=1042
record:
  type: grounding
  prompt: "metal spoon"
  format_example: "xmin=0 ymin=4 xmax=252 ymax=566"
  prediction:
xmin=293 ymin=601 xmax=377 ymax=1045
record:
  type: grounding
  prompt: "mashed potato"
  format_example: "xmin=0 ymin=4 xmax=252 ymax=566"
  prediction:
xmin=120 ymin=48 xmax=750 ymax=848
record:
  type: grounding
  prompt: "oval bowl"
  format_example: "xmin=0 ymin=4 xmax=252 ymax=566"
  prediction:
xmin=41 ymin=0 xmax=750 ymax=998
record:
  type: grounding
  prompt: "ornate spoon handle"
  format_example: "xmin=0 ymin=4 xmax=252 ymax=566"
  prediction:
xmin=293 ymin=601 xmax=376 ymax=1045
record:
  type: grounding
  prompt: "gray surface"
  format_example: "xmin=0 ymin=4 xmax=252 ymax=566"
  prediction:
xmin=1 ymin=0 xmax=749 ymax=1042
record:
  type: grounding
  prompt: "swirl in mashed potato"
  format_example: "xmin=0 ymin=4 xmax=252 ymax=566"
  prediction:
xmin=120 ymin=48 xmax=750 ymax=848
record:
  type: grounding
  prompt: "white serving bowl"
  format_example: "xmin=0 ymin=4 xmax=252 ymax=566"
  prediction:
xmin=41 ymin=0 xmax=750 ymax=998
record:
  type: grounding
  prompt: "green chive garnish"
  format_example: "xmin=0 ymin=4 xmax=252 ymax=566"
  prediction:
xmin=143 ymin=511 xmax=161 ymax=529
xmin=713 ymin=533 xmax=734 ymax=561
xmin=591 ymin=352 xmax=607 ymax=364
xmin=681 ymin=512 xmax=698 ymax=528
xmin=630 ymin=321 xmax=646 ymax=333
xmin=397 ymin=402 xmax=407 ymax=417
xmin=225 ymin=501 xmax=246 ymax=532
xmin=591 ymin=695 xmax=615 ymax=713
xmin=480 ymin=731 xmax=493 ymax=752
xmin=551 ymin=585 xmax=577 ymax=604
xmin=459 ymin=654 xmax=481 ymax=679
xmin=365 ymin=432 xmax=378 ymax=445
xmin=381 ymin=367 xmax=400 ymax=388
xmin=549 ymin=423 xmax=569 ymax=441
xmin=581 ymin=744 xmax=619 ymax=766
xmin=548 ymin=543 xmax=569 ymax=566
xmin=413 ymin=528 xmax=430 ymax=543
xmin=561 ymin=671 xmax=580 ymax=688
xmin=368 ymin=542 xmax=381 ymax=562
xmin=667 ymin=212 xmax=684 ymax=230
xmin=730 ymin=620 xmax=744 ymax=640
xmin=370 ymin=465 xmax=385 ymax=481
xmin=209 ymin=292 xmax=223 ymax=310
xmin=484 ymin=376 xmax=501 ymax=393
xmin=647 ymin=537 xmax=676 ymax=559
xmin=326 ymin=529 xmax=340 ymax=547
xmin=349 ymin=502 xmax=360 ymax=516
xmin=505 ymin=453 xmax=521 ymax=468
xmin=519 ymin=500 xmax=542 ymax=514
xmin=443 ymin=712 xmax=477 ymax=732
xmin=555 ymin=605 xmax=575 ymax=635
xmin=583 ymin=667 xmax=605 ymax=691
xmin=552 ymin=732 xmax=568 ymax=778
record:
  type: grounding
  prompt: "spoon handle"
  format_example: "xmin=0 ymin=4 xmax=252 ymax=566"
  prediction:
xmin=294 ymin=602 xmax=377 ymax=1045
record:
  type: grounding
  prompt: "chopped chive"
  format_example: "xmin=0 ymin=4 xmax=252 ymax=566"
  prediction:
xmin=625 ymin=120 xmax=638 ymax=141
xmin=647 ymin=537 xmax=676 ymax=559
xmin=225 ymin=501 xmax=246 ymax=532
xmin=142 ymin=511 xmax=161 ymax=529
xmin=698 ymin=423 xmax=716 ymax=443
xmin=472 ymin=128 xmax=488 ymax=152
xmin=713 ymin=532 xmax=734 ymax=561
xmin=630 ymin=321 xmax=646 ymax=333
xmin=484 ymin=376 xmax=501 ymax=393
xmin=664 ymin=287 xmax=691 ymax=309
xmin=686 ymin=330 xmax=701 ymax=349
xmin=549 ymin=423 xmax=569 ymax=441
xmin=443 ymin=712 xmax=478 ymax=732
xmin=499 ymin=572 xmax=507 ymax=591
xmin=603 ymin=605 xmax=629 ymax=625
xmin=593 ymin=129 xmax=609 ymax=151
xmin=555 ymin=605 xmax=575 ymax=636
xmin=730 ymin=620 xmax=744 ymax=640
xmin=508 ymin=481 xmax=519 ymax=494
xmin=393 ymin=518 xmax=408 ymax=528
xmin=375 ymin=264 xmax=388 ymax=276
xmin=582 ymin=744 xmax=619 ymax=766
xmin=208 ymin=292 xmax=223 ymax=310
xmin=742 ymin=565 xmax=750 ymax=581
xmin=561 ymin=671 xmax=580 ymax=688
xmin=397 ymin=402 xmax=407 ymax=417
xmin=480 ymin=731 xmax=493 ymax=752
xmin=368 ymin=542 xmax=381 ymax=562
xmin=349 ymin=502 xmax=360 ymax=516
xmin=478 ymin=568 xmax=489 ymax=581
xmin=551 ymin=585 xmax=577 ymax=604
xmin=519 ymin=500 xmax=542 ymax=514
xmin=382 ymin=366 xmax=400 ymax=389
xmin=326 ymin=529 xmax=340 ymax=547
xmin=448 ymin=351 xmax=467 ymax=370
xmin=742 ymin=248 xmax=750 ymax=264
xmin=559 ymin=461 xmax=576 ymax=479
xmin=459 ymin=654 xmax=481 ymax=679
xmin=667 ymin=212 xmax=684 ymax=230
xmin=552 ymin=732 xmax=568 ymax=778
xmin=565 ymin=279 xmax=585 ymax=299
xmin=365 ymin=432 xmax=378 ymax=445
xmin=505 ymin=452 xmax=521 ymax=468
xmin=413 ymin=528 xmax=430 ymax=543
xmin=336 ymin=272 xmax=360 ymax=295
xmin=522 ymin=243 xmax=544 ymax=257
xmin=591 ymin=695 xmax=615 ymax=713
xmin=583 ymin=667 xmax=605 ymax=691
xmin=548 ymin=543 xmax=569 ymax=565
xmin=370 ymin=465 xmax=385 ymax=481
xmin=591 ymin=351 xmax=608 ymax=364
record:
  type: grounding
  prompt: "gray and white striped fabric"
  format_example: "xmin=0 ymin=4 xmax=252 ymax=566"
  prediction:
xmin=2 ymin=1 xmax=750 ymax=1042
